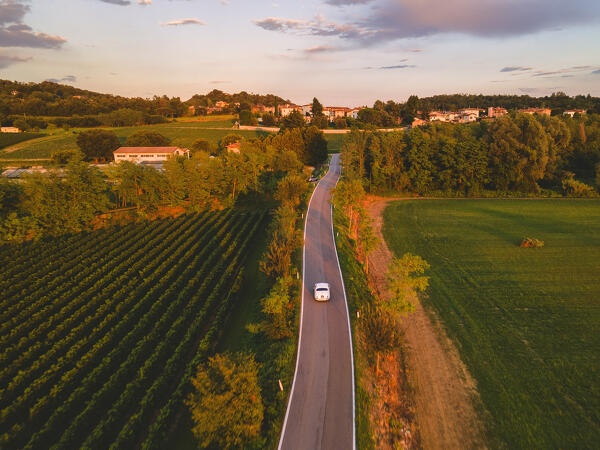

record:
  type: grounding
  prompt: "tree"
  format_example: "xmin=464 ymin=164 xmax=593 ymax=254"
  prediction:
xmin=220 ymin=134 xmax=243 ymax=151
xmin=334 ymin=117 xmax=348 ymax=129
xmin=357 ymin=213 xmax=379 ymax=274
xmin=13 ymin=118 xmax=30 ymax=131
xmin=261 ymin=112 xmax=276 ymax=127
xmin=332 ymin=178 xmax=365 ymax=238
xmin=274 ymin=174 xmax=308 ymax=207
xmin=312 ymin=97 xmax=324 ymax=117
xmin=280 ymin=110 xmax=305 ymax=130
xmin=76 ymin=129 xmax=121 ymax=162
xmin=386 ymin=253 xmax=430 ymax=314
xmin=303 ymin=126 xmax=328 ymax=166
xmin=259 ymin=276 xmax=294 ymax=339
xmin=191 ymin=138 xmax=211 ymax=154
xmin=125 ymin=130 xmax=170 ymax=147
xmin=402 ymin=95 xmax=419 ymax=125
xmin=360 ymin=305 xmax=402 ymax=374
xmin=239 ymin=110 xmax=257 ymax=126
xmin=186 ymin=353 xmax=264 ymax=449
xmin=260 ymin=204 xmax=302 ymax=278
xmin=51 ymin=149 xmax=82 ymax=166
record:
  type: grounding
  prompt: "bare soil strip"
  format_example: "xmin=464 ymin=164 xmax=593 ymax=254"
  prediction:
xmin=366 ymin=197 xmax=488 ymax=450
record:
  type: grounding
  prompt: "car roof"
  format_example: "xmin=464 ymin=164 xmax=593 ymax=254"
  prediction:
xmin=314 ymin=282 xmax=330 ymax=289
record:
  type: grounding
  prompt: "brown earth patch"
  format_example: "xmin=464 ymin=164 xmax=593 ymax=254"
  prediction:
xmin=365 ymin=196 xmax=488 ymax=450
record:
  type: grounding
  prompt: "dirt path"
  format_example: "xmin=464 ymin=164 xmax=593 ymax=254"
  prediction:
xmin=366 ymin=197 xmax=488 ymax=450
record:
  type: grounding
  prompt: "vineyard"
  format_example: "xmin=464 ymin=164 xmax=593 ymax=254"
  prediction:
xmin=0 ymin=208 xmax=266 ymax=449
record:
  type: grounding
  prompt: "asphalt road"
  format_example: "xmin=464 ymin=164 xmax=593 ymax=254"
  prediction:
xmin=279 ymin=154 xmax=355 ymax=450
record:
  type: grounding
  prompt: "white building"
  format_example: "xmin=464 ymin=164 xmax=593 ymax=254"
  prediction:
xmin=113 ymin=147 xmax=190 ymax=163
xmin=563 ymin=109 xmax=586 ymax=117
xmin=459 ymin=108 xmax=480 ymax=118
xmin=279 ymin=104 xmax=302 ymax=117
xmin=1 ymin=127 xmax=21 ymax=133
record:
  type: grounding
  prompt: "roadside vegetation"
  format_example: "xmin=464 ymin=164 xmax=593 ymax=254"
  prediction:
xmin=383 ymin=199 xmax=600 ymax=448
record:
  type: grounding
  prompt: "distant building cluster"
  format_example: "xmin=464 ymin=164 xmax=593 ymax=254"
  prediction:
xmin=277 ymin=103 xmax=363 ymax=123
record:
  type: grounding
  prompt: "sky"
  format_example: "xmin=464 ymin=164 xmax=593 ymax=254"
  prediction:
xmin=0 ymin=0 xmax=599 ymax=106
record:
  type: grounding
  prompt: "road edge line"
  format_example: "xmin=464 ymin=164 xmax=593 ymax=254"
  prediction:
xmin=330 ymin=158 xmax=357 ymax=450
xmin=277 ymin=167 xmax=328 ymax=450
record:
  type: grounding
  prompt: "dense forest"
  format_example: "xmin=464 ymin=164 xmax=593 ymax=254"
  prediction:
xmin=0 ymin=80 xmax=287 ymax=120
xmin=341 ymin=112 xmax=600 ymax=196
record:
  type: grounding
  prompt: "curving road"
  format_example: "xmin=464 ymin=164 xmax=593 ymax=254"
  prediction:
xmin=278 ymin=154 xmax=355 ymax=450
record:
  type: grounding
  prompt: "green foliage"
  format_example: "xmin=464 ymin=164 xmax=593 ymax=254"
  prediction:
xmin=383 ymin=199 xmax=600 ymax=448
xmin=258 ymin=277 xmax=294 ymax=339
xmin=386 ymin=253 xmax=430 ymax=314
xmin=125 ymin=130 xmax=171 ymax=147
xmin=191 ymin=138 xmax=211 ymax=153
xmin=220 ymin=133 xmax=243 ymax=150
xmin=261 ymin=204 xmax=302 ymax=279
xmin=76 ymin=129 xmax=120 ymax=162
xmin=261 ymin=112 xmax=276 ymax=127
xmin=280 ymin=110 xmax=305 ymax=130
xmin=562 ymin=177 xmax=598 ymax=197
xmin=274 ymin=174 xmax=309 ymax=207
xmin=12 ymin=118 xmax=30 ymax=131
xmin=22 ymin=162 xmax=110 ymax=235
xmin=334 ymin=117 xmax=348 ymax=129
xmin=341 ymin=114 xmax=600 ymax=195
xmin=239 ymin=110 xmax=257 ymax=126
xmin=51 ymin=148 xmax=82 ymax=166
xmin=186 ymin=353 xmax=264 ymax=449
xmin=311 ymin=97 xmax=324 ymax=116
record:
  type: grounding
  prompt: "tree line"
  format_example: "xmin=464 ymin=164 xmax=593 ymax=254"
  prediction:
xmin=341 ymin=112 xmax=600 ymax=196
xmin=0 ymin=126 xmax=328 ymax=242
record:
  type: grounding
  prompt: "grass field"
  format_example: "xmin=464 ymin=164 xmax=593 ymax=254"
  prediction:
xmin=0 ymin=121 xmax=271 ymax=160
xmin=0 ymin=209 xmax=267 ymax=449
xmin=382 ymin=199 xmax=600 ymax=448
xmin=0 ymin=132 xmax=46 ymax=150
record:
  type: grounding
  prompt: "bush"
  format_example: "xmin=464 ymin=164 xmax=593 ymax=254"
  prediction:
xmin=191 ymin=138 xmax=211 ymax=153
xmin=335 ymin=117 xmax=348 ymax=129
xmin=520 ymin=237 xmax=544 ymax=248
xmin=562 ymin=178 xmax=598 ymax=197
xmin=239 ymin=110 xmax=257 ymax=126
xmin=261 ymin=112 xmax=276 ymax=127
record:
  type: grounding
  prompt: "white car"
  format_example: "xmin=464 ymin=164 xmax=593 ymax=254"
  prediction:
xmin=313 ymin=283 xmax=330 ymax=302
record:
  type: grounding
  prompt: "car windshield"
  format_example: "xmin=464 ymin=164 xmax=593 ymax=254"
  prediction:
xmin=316 ymin=288 xmax=328 ymax=291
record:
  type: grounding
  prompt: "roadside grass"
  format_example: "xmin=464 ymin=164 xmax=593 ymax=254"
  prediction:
xmin=333 ymin=209 xmax=376 ymax=449
xmin=382 ymin=199 xmax=600 ymax=449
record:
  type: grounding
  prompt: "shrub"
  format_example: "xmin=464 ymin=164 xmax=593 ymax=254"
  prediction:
xmin=562 ymin=178 xmax=598 ymax=198
xmin=125 ymin=131 xmax=170 ymax=147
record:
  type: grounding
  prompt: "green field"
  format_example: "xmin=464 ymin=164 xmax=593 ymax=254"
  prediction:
xmin=0 ymin=209 xmax=268 ymax=449
xmin=382 ymin=200 xmax=600 ymax=449
xmin=0 ymin=132 xmax=46 ymax=150
xmin=0 ymin=121 xmax=271 ymax=160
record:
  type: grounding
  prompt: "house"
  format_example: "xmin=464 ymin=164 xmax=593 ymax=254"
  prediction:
xmin=459 ymin=108 xmax=480 ymax=118
xmin=458 ymin=112 xmax=479 ymax=123
xmin=488 ymin=107 xmax=508 ymax=118
xmin=429 ymin=111 xmax=448 ymax=122
xmin=226 ymin=142 xmax=241 ymax=153
xmin=325 ymin=107 xmax=351 ymax=121
xmin=411 ymin=118 xmax=427 ymax=128
xmin=113 ymin=147 xmax=190 ymax=163
xmin=302 ymin=104 xmax=313 ymax=116
xmin=519 ymin=108 xmax=551 ymax=116
xmin=1 ymin=127 xmax=21 ymax=133
xmin=349 ymin=108 xmax=363 ymax=120
xmin=252 ymin=105 xmax=277 ymax=115
xmin=279 ymin=104 xmax=302 ymax=117
xmin=563 ymin=109 xmax=586 ymax=117
xmin=215 ymin=101 xmax=229 ymax=108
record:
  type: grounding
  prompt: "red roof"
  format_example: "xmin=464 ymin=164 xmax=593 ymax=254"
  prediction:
xmin=113 ymin=147 xmax=185 ymax=154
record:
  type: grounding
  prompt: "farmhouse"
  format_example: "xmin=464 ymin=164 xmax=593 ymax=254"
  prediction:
xmin=1 ymin=127 xmax=21 ymax=133
xmin=563 ymin=109 xmax=587 ymax=117
xmin=519 ymin=107 xmax=551 ymax=116
xmin=113 ymin=147 xmax=190 ymax=163
xmin=488 ymin=107 xmax=508 ymax=118
xmin=279 ymin=104 xmax=302 ymax=117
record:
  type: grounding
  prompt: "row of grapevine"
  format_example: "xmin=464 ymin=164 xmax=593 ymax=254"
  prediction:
xmin=0 ymin=209 xmax=266 ymax=450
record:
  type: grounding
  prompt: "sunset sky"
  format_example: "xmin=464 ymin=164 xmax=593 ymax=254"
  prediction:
xmin=1 ymin=0 xmax=599 ymax=105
